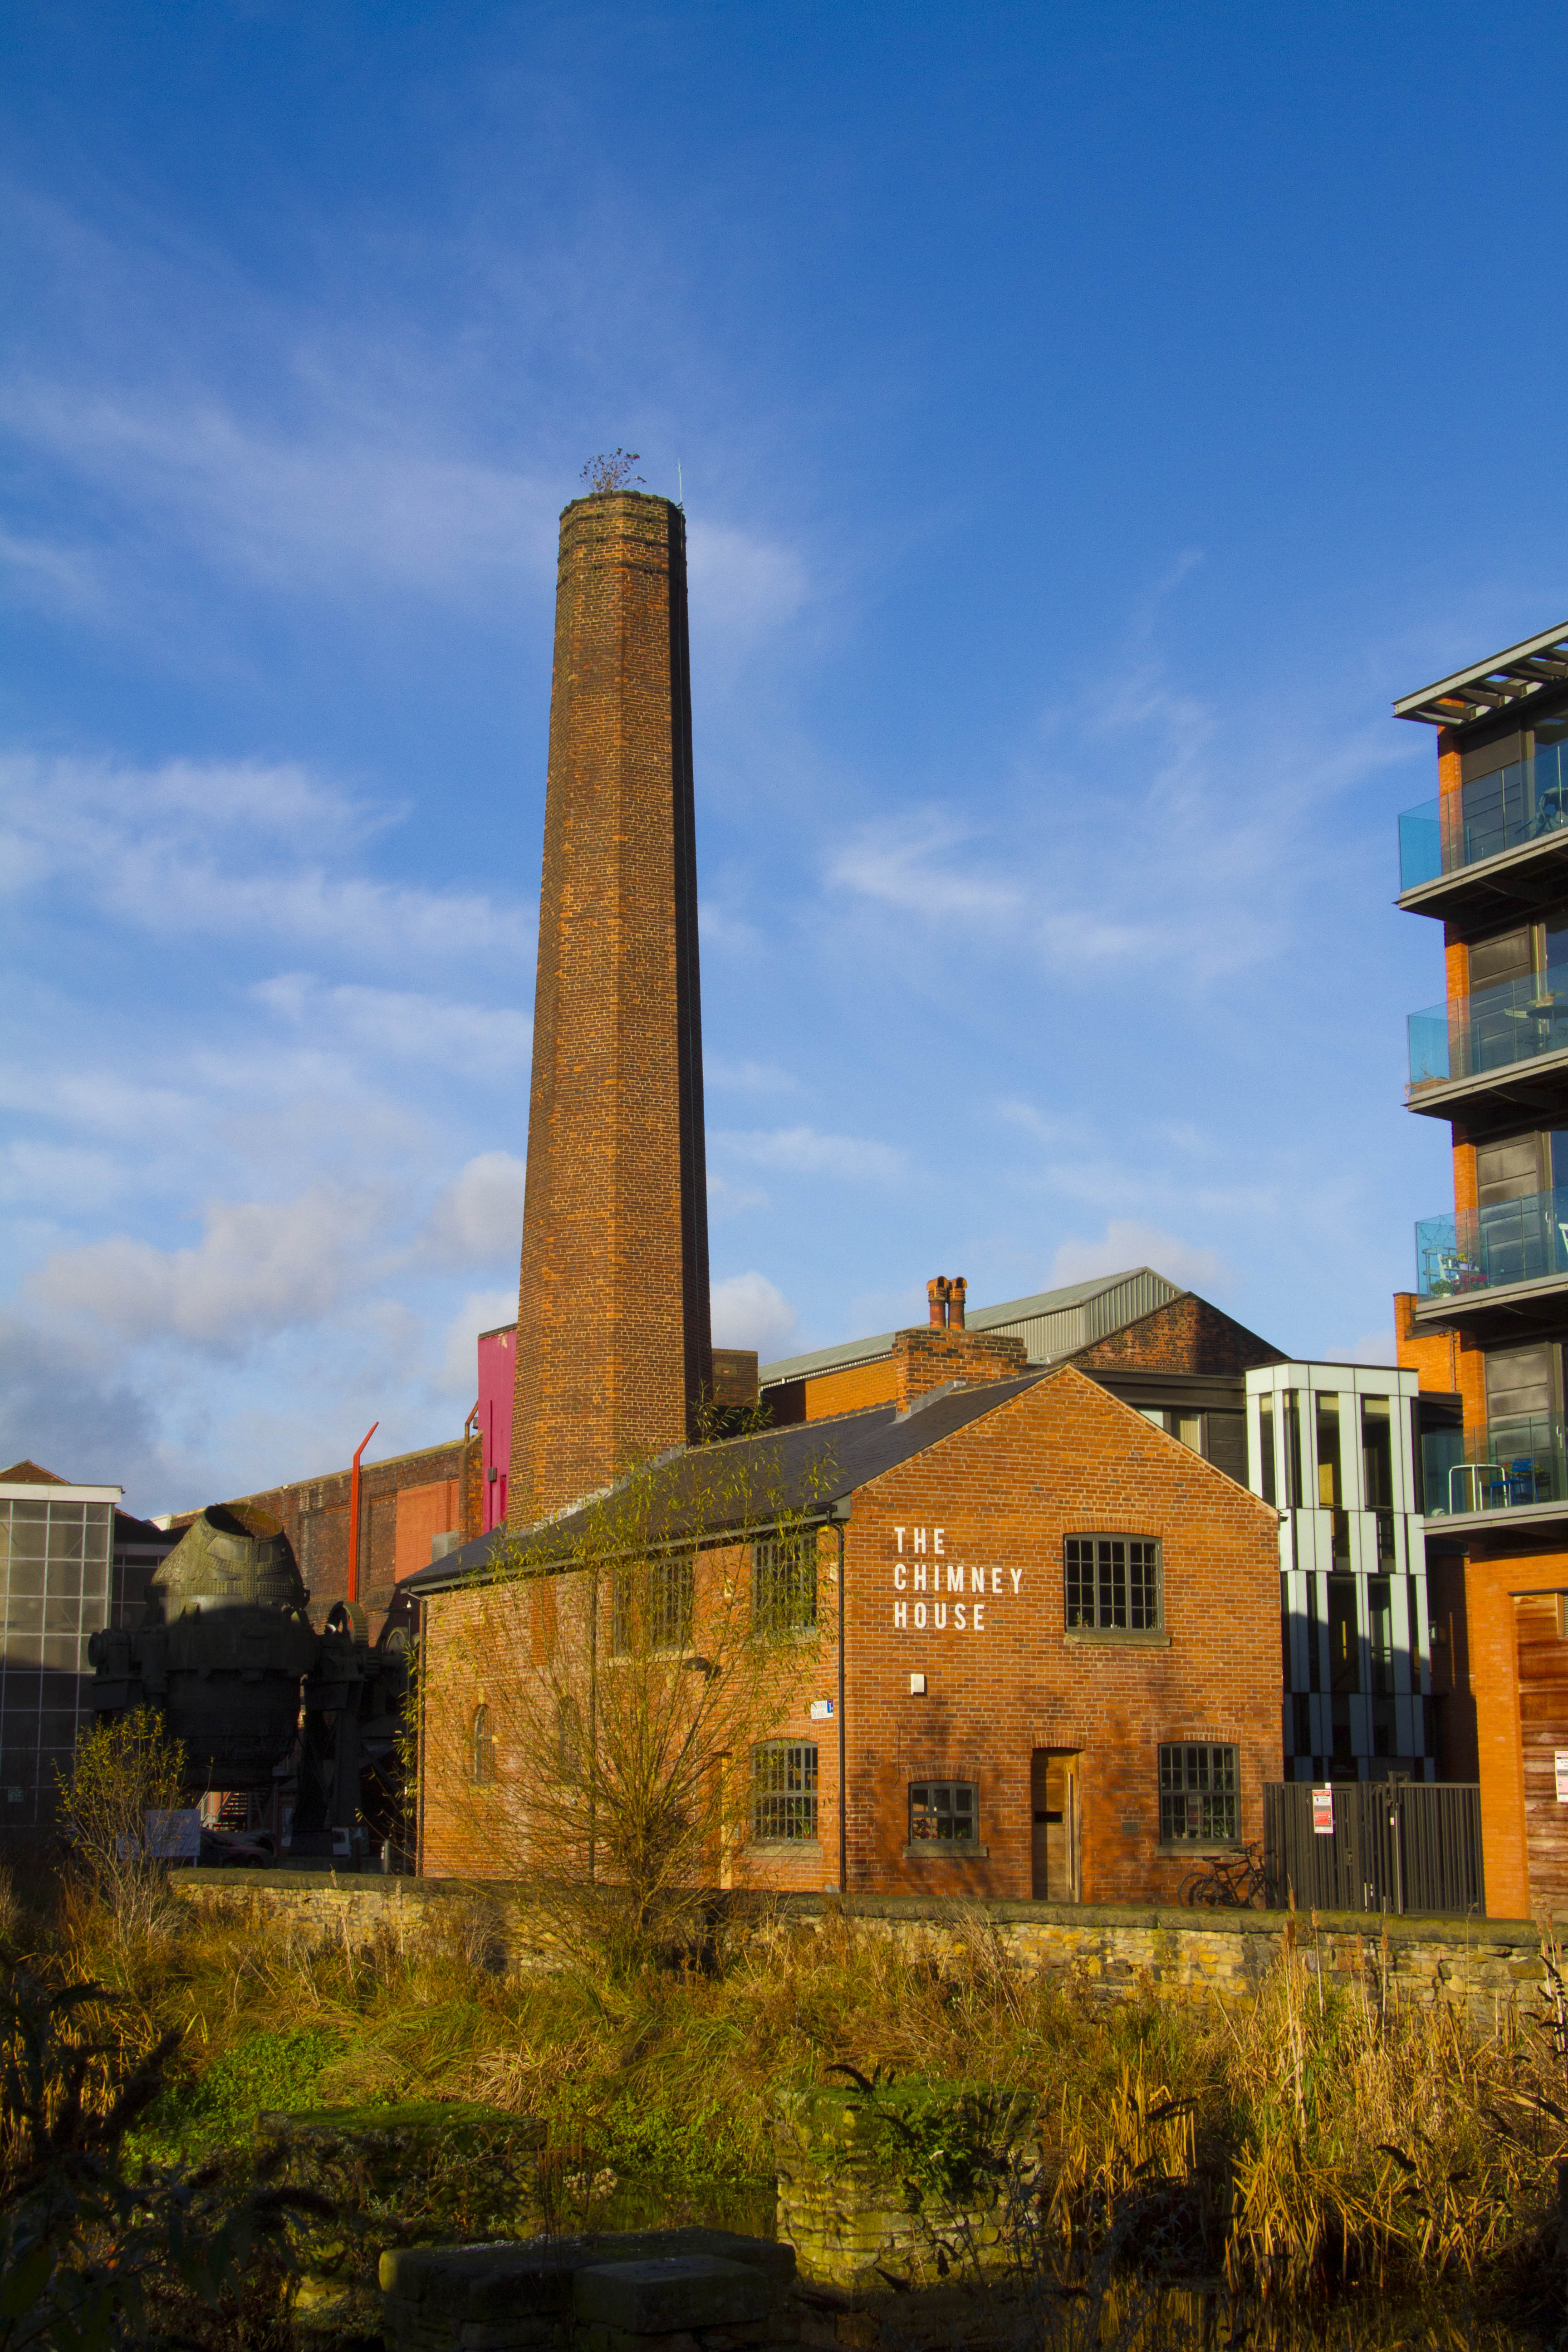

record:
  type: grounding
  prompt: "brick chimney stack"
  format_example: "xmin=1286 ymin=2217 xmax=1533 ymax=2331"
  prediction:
xmin=509 ymin=491 xmax=712 ymax=1524
xmin=893 ymin=1275 xmax=1025 ymax=1411
xmin=924 ymin=1274 xmax=969 ymax=1330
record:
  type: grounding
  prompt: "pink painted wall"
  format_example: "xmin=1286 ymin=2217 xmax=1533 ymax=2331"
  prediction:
xmin=477 ymin=1323 xmax=516 ymax=1532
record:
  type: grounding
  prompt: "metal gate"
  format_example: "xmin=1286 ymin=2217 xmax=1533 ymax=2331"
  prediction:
xmin=1263 ymin=1780 xmax=1484 ymax=1917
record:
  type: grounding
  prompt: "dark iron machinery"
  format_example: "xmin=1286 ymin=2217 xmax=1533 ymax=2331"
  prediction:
xmin=86 ymin=1503 xmax=412 ymax=1857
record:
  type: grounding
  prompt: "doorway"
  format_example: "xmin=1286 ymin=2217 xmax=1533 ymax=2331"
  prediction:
xmin=1031 ymin=1749 xmax=1080 ymax=1900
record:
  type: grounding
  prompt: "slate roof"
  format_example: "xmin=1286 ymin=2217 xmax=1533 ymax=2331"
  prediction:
xmin=401 ymin=1371 xmax=1047 ymax=1597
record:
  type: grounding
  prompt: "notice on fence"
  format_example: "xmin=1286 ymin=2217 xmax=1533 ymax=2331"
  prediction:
xmin=1556 ymin=1752 xmax=1568 ymax=1804
xmin=144 ymin=1808 xmax=201 ymax=1860
xmin=1311 ymin=1787 xmax=1334 ymax=1835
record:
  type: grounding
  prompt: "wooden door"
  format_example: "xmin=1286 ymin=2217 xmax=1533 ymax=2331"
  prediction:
xmin=1031 ymin=1749 xmax=1080 ymax=1900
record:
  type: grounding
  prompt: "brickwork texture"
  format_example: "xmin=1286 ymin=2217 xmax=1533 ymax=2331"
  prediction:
xmin=510 ymin=492 xmax=711 ymax=1525
xmin=419 ymin=1362 xmax=1282 ymax=1903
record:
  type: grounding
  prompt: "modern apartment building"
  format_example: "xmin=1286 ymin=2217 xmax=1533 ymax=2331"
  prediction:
xmin=1394 ymin=619 xmax=1568 ymax=1915
xmin=1244 ymin=1362 xmax=1432 ymax=1784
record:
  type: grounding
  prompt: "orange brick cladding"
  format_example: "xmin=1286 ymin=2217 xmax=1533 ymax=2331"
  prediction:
xmin=419 ymin=1366 xmax=1282 ymax=1901
xmin=510 ymin=491 xmax=712 ymax=1524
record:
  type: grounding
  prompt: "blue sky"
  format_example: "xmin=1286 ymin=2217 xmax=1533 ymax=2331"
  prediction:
xmin=2 ymin=0 xmax=1563 ymax=1513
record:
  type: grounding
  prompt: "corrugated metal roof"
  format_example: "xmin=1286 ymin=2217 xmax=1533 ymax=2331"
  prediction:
xmin=757 ymin=1267 xmax=1182 ymax=1387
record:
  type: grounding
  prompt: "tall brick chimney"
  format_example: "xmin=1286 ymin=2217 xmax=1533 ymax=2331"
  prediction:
xmin=509 ymin=491 xmax=712 ymax=1524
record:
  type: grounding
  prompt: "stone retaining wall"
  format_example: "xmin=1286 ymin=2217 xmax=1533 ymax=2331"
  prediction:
xmin=172 ymin=1872 xmax=1543 ymax=2031
xmin=379 ymin=2228 xmax=799 ymax=2352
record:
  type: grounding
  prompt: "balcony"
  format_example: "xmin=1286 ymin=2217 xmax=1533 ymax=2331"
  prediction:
xmin=1420 ymin=1185 xmax=1568 ymax=1317
xmin=1406 ymin=964 xmax=1568 ymax=1127
xmin=1421 ymin=1415 xmax=1568 ymax=1523
xmin=1398 ymin=743 xmax=1568 ymax=923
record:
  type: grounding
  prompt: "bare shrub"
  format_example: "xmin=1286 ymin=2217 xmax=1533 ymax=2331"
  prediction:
xmin=419 ymin=1439 xmax=833 ymax=1973
xmin=53 ymin=1709 xmax=187 ymax=1951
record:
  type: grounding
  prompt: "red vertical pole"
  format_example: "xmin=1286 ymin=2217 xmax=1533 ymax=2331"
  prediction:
xmin=347 ymin=1422 xmax=378 ymax=1604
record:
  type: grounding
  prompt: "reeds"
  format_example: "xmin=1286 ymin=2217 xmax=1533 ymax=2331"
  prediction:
xmin=14 ymin=1888 xmax=1567 ymax=2314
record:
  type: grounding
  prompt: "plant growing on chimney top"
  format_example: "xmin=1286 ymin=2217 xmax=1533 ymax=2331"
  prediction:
xmin=579 ymin=449 xmax=644 ymax=493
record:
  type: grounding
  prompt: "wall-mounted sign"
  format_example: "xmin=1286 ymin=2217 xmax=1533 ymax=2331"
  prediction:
xmin=1311 ymin=1787 xmax=1334 ymax=1836
xmin=809 ymin=1698 xmax=834 ymax=1721
xmin=1555 ymin=1751 xmax=1568 ymax=1804
xmin=891 ymin=1525 xmax=1021 ymax=1631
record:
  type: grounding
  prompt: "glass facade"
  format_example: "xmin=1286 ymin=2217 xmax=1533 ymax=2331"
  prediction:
xmin=0 ymin=1495 xmax=113 ymax=1828
xmin=1248 ymin=1364 xmax=1431 ymax=1784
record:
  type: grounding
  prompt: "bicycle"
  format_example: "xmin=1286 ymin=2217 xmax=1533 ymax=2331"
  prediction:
xmin=1177 ymin=1841 xmax=1267 ymax=1908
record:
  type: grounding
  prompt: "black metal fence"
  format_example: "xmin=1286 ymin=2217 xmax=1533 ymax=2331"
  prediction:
xmin=1263 ymin=1780 xmax=1484 ymax=1917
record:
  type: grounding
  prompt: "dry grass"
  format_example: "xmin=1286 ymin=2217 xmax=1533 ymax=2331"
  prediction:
xmin=14 ymin=1888 xmax=1567 ymax=2320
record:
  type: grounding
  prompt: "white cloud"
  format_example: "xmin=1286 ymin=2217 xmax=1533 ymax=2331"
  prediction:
xmin=704 ymin=1056 xmax=803 ymax=1095
xmin=437 ymin=1288 xmax=518 ymax=1396
xmin=421 ymin=1152 xmax=527 ymax=1268
xmin=826 ymin=811 xmax=1021 ymax=921
xmin=711 ymin=1271 xmax=798 ymax=1359
xmin=0 ymin=1309 xmax=163 ymax=1491
xmin=713 ymin=1125 xmax=907 ymax=1184
xmin=706 ymin=1174 xmax=769 ymax=1219
xmin=686 ymin=520 xmax=811 ymax=647
xmin=0 ymin=528 xmax=103 ymax=614
xmin=1048 ymin=1219 xmax=1230 ymax=1296
xmin=254 ymin=974 xmax=532 ymax=1067
xmin=0 ymin=377 xmax=563 ymax=602
xmin=0 ymin=751 xmax=530 ymax=966
xmin=26 ymin=1186 xmax=381 ymax=1349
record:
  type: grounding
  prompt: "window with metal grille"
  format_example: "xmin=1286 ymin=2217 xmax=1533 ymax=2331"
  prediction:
xmin=1064 ymin=1536 xmax=1161 ymax=1632
xmin=908 ymin=1781 xmax=979 ymax=1843
xmin=470 ymin=1703 xmax=495 ymax=1784
xmin=651 ymin=1552 xmax=694 ymax=1651
xmin=611 ymin=1554 xmax=695 ymax=1655
xmin=752 ymin=1740 xmax=818 ymax=1841
xmin=556 ymin=1695 xmax=583 ymax=1784
xmin=1158 ymin=1743 xmax=1238 ymax=1843
xmin=752 ymin=1534 xmax=817 ymax=1633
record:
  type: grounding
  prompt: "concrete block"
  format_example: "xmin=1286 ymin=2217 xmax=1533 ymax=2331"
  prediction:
xmin=573 ymin=2256 xmax=770 ymax=2334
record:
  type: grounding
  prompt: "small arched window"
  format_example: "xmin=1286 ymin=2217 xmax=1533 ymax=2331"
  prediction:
xmin=470 ymin=1702 xmax=495 ymax=1784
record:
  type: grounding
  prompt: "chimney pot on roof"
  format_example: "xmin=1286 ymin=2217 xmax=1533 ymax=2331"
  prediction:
xmin=949 ymin=1276 xmax=967 ymax=1331
xmin=927 ymin=1277 xmax=949 ymax=1328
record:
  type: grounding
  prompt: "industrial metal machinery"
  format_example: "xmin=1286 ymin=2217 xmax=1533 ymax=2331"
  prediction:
xmin=86 ymin=1502 xmax=411 ymax=1857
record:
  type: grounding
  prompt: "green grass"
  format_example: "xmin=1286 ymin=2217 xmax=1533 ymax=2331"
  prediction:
xmin=129 ymin=2024 xmax=346 ymax=2162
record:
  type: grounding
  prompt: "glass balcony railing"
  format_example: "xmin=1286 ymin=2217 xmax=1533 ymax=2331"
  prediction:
xmin=1421 ymin=1415 xmax=1567 ymax=1517
xmin=1398 ymin=741 xmax=1568 ymax=892
xmin=1407 ymin=960 xmax=1568 ymax=1093
xmin=1415 ymin=1184 xmax=1568 ymax=1299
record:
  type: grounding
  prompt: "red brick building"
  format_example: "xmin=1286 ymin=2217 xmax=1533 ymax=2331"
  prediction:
xmin=408 ymin=1327 xmax=1281 ymax=1900
xmin=166 ymin=1431 xmax=478 ymax=1643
